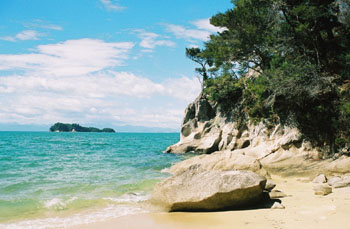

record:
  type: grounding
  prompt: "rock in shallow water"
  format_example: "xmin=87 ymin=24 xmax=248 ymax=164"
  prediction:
xmin=151 ymin=167 xmax=267 ymax=212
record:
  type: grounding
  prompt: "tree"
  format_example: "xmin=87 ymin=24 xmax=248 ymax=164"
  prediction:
xmin=186 ymin=47 xmax=213 ymax=89
xmin=208 ymin=0 xmax=279 ymax=73
xmin=185 ymin=0 xmax=350 ymax=154
xmin=278 ymin=0 xmax=346 ymax=74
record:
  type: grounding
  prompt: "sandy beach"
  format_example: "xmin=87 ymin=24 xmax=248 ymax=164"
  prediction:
xmin=71 ymin=175 xmax=350 ymax=229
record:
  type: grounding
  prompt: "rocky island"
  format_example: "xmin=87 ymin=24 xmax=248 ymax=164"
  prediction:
xmin=49 ymin=122 xmax=115 ymax=133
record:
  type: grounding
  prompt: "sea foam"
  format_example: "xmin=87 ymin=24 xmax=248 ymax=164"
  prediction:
xmin=0 ymin=204 xmax=147 ymax=229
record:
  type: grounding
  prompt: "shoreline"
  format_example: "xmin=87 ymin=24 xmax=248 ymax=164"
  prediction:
xmin=70 ymin=175 xmax=350 ymax=229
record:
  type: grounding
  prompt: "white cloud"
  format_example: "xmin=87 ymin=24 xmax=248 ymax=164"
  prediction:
xmin=16 ymin=30 xmax=42 ymax=40
xmin=101 ymin=0 xmax=125 ymax=11
xmin=115 ymin=108 xmax=185 ymax=128
xmin=191 ymin=18 xmax=226 ymax=33
xmin=0 ymin=72 xmax=200 ymax=128
xmin=0 ymin=72 xmax=163 ymax=99
xmin=0 ymin=38 xmax=134 ymax=76
xmin=0 ymin=72 xmax=199 ymax=103
xmin=24 ymin=20 xmax=63 ymax=31
xmin=0 ymin=30 xmax=43 ymax=42
xmin=0 ymin=36 xmax=16 ymax=42
xmin=164 ymin=76 xmax=201 ymax=102
xmin=0 ymin=38 xmax=201 ymax=129
xmin=0 ymin=71 xmax=200 ymax=128
xmin=165 ymin=18 xmax=225 ymax=42
xmin=188 ymin=44 xmax=200 ymax=49
xmin=133 ymin=29 xmax=176 ymax=50
xmin=165 ymin=24 xmax=211 ymax=41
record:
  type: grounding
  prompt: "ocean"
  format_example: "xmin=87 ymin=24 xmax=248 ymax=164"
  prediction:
xmin=0 ymin=132 xmax=185 ymax=228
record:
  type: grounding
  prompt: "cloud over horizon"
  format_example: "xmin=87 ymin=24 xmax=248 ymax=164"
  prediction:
xmin=0 ymin=38 xmax=200 ymax=129
xmin=0 ymin=71 xmax=200 ymax=128
xmin=0 ymin=0 xmax=233 ymax=131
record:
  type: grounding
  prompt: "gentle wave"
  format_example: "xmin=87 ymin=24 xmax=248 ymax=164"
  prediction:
xmin=103 ymin=191 xmax=150 ymax=204
xmin=43 ymin=197 xmax=78 ymax=210
xmin=1 ymin=192 xmax=150 ymax=228
xmin=1 ymin=205 xmax=147 ymax=229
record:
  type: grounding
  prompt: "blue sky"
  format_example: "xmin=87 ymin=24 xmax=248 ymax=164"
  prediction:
xmin=0 ymin=0 xmax=232 ymax=131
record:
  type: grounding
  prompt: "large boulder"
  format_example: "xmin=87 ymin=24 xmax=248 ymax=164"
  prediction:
xmin=166 ymin=151 xmax=268 ymax=177
xmin=151 ymin=167 xmax=267 ymax=212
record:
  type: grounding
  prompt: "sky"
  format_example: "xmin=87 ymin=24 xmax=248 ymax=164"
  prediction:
xmin=0 ymin=0 xmax=232 ymax=131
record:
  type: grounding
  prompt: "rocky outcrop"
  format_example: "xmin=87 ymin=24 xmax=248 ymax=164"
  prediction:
xmin=165 ymin=94 xmax=350 ymax=176
xmin=151 ymin=167 xmax=266 ymax=212
xmin=165 ymin=95 xmax=222 ymax=154
xmin=166 ymin=95 xmax=318 ymax=161
xmin=154 ymin=93 xmax=350 ymax=213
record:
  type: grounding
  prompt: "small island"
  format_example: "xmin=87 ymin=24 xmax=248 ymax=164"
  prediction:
xmin=49 ymin=123 xmax=115 ymax=133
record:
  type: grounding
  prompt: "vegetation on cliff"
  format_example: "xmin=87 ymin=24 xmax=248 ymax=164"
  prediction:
xmin=186 ymin=0 xmax=350 ymax=155
xmin=49 ymin=123 xmax=115 ymax=133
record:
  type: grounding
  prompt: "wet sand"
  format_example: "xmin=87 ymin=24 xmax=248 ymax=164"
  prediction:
xmin=70 ymin=175 xmax=350 ymax=229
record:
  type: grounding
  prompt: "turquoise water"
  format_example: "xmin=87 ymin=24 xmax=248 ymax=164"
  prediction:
xmin=0 ymin=132 xmax=183 ymax=228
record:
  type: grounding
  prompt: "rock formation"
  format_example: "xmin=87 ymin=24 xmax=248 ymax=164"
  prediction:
xmin=269 ymin=190 xmax=288 ymax=199
xmin=165 ymin=150 xmax=268 ymax=177
xmin=271 ymin=202 xmax=285 ymax=209
xmin=165 ymin=94 xmax=350 ymax=175
xmin=327 ymin=175 xmax=350 ymax=188
xmin=151 ymin=166 xmax=267 ymax=212
xmin=165 ymin=95 xmax=316 ymax=160
xmin=313 ymin=184 xmax=332 ymax=196
xmin=312 ymin=174 xmax=327 ymax=183
xmin=152 ymin=94 xmax=350 ymax=212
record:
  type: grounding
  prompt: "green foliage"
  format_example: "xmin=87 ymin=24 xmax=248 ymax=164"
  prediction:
xmin=208 ymin=0 xmax=278 ymax=73
xmin=204 ymin=74 xmax=243 ymax=111
xmin=185 ymin=0 xmax=350 ymax=154
xmin=267 ymin=59 xmax=337 ymax=142
xmin=243 ymin=75 xmax=272 ymax=120
xmin=185 ymin=47 xmax=213 ymax=83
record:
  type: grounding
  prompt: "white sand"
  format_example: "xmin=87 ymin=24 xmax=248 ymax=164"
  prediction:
xmin=70 ymin=175 xmax=350 ymax=229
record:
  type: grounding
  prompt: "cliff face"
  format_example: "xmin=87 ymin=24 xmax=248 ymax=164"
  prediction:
xmin=166 ymin=94 xmax=317 ymax=160
xmin=165 ymin=94 xmax=350 ymax=175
